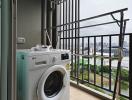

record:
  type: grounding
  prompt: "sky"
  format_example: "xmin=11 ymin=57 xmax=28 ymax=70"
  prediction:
xmin=80 ymin=0 xmax=132 ymax=36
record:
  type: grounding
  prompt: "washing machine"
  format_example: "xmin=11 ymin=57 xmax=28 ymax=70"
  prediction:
xmin=17 ymin=48 xmax=71 ymax=100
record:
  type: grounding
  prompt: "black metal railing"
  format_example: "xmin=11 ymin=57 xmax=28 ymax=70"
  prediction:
xmin=61 ymin=33 xmax=131 ymax=99
xmin=57 ymin=2 xmax=130 ymax=99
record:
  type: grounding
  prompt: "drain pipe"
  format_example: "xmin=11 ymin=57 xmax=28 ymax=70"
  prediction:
xmin=41 ymin=0 xmax=47 ymax=45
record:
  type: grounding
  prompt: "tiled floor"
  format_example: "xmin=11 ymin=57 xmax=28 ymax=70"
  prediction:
xmin=70 ymin=86 xmax=101 ymax=100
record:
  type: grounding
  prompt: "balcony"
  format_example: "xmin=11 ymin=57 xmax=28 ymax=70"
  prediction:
xmin=1 ymin=0 xmax=132 ymax=100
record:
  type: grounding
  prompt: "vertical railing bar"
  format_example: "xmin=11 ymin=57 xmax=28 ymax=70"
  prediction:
xmin=77 ymin=37 xmax=80 ymax=85
xmin=82 ymin=37 xmax=84 ymax=83
xmin=77 ymin=0 xmax=80 ymax=85
xmin=59 ymin=34 xmax=62 ymax=49
xmin=74 ymin=0 xmax=77 ymax=78
xmin=74 ymin=54 xmax=76 ymax=78
xmin=65 ymin=0 xmax=68 ymax=49
xmin=94 ymin=37 xmax=96 ymax=85
xmin=76 ymin=0 xmax=79 ymax=85
xmin=101 ymin=36 xmax=104 ymax=87
xmin=119 ymin=34 xmax=121 ymax=95
xmin=68 ymin=0 xmax=71 ymax=50
xmin=88 ymin=37 xmax=90 ymax=82
xmin=109 ymin=35 xmax=112 ymax=91
xmin=71 ymin=0 xmax=74 ymax=77
xmin=63 ymin=0 xmax=65 ymax=49
xmin=129 ymin=34 xmax=132 ymax=100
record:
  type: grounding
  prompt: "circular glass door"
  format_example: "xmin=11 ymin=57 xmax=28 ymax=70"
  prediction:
xmin=44 ymin=71 xmax=63 ymax=98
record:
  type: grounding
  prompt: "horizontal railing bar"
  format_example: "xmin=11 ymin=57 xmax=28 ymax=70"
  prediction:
xmin=60 ymin=33 xmax=132 ymax=39
xmin=71 ymin=54 xmax=121 ymax=60
xmin=43 ymin=8 xmax=128 ymax=30
xmin=58 ymin=19 xmax=129 ymax=32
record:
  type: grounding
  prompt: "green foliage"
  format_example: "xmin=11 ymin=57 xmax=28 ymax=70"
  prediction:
xmin=74 ymin=61 xmax=129 ymax=82
xmin=121 ymin=81 xmax=129 ymax=90
xmin=98 ymin=65 xmax=110 ymax=73
xmin=121 ymin=69 xmax=129 ymax=81
xmin=120 ymin=96 xmax=128 ymax=100
xmin=89 ymin=64 xmax=100 ymax=74
xmin=112 ymin=69 xmax=129 ymax=81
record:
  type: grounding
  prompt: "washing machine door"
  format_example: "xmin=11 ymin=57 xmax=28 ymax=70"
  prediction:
xmin=37 ymin=65 xmax=69 ymax=100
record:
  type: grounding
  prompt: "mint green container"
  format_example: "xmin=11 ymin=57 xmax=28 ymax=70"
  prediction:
xmin=17 ymin=51 xmax=29 ymax=100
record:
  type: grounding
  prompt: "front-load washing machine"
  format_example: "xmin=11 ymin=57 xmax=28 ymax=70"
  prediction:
xmin=17 ymin=49 xmax=71 ymax=100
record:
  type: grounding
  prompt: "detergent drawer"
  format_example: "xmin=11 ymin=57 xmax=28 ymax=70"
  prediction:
xmin=34 ymin=55 xmax=49 ymax=67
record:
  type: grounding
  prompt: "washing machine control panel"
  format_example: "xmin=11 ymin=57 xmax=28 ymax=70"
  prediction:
xmin=61 ymin=53 xmax=69 ymax=60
